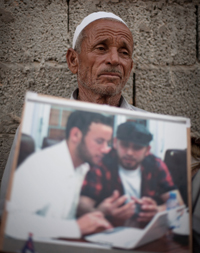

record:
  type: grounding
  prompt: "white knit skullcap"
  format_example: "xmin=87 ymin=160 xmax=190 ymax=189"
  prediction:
xmin=72 ymin=11 xmax=127 ymax=49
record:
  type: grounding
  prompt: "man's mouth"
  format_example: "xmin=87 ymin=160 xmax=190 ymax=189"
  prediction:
xmin=100 ymin=73 xmax=121 ymax=78
xmin=98 ymin=70 xmax=122 ymax=79
xmin=122 ymin=157 xmax=136 ymax=164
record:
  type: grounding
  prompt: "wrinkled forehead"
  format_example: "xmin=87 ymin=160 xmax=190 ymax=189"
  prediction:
xmin=82 ymin=19 xmax=133 ymax=49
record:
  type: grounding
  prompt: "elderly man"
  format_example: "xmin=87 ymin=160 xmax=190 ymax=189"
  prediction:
xmin=0 ymin=12 xmax=144 ymax=216
xmin=67 ymin=12 xmax=136 ymax=108
xmin=80 ymin=121 xmax=184 ymax=226
xmin=5 ymin=111 xmax=113 ymax=239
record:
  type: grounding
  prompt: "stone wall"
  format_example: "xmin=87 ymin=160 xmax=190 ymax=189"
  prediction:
xmin=0 ymin=0 xmax=200 ymax=183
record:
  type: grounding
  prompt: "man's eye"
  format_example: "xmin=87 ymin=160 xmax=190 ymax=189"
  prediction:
xmin=120 ymin=141 xmax=129 ymax=148
xmin=133 ymin=144 xmax=144 ymax=150
xmin=96 ymin=46 xmax=105 ymax=51
xmin=121 ymin=50 xmax=129 ymax=56
xmin=95 ymin=139 xmax=104 ymax=144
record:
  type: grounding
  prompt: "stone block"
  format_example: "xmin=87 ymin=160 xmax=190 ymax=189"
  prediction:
xmin=69 ymin=0 xmax=196 ymax=66
xmin=135 ymin=66 xmax=200 ymax=134
xmin=0 ymin=62 xmax=76 ymax=134
xmin=0 ymin=1 xmax=69 ymax=63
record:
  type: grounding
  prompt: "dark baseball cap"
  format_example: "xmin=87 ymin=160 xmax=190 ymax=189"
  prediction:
xmin=116 ymin=121 xmax=153 ymax=146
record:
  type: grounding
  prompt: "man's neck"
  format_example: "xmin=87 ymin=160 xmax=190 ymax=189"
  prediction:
xmin=78 ymin=86 xmax=122 ymax=107
xmin=118 ymin=162 xmax=141 ymax=172
xmin=119 ymin=164 xmax=141 ymax=173
xmin=67 ymin=140 xmax=83 ymax=169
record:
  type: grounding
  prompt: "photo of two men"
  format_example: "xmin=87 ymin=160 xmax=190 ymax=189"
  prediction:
xmin=1 ymin=94 xmax=189 ymax=252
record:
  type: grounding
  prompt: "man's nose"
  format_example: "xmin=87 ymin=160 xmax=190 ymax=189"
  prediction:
xmin=106 ymin=48 xmax=120 ymax=66
xmin=127 ymin=147 xmax=134 ymax=156
xmin=101 ymin=144 xmax=111 ymax=154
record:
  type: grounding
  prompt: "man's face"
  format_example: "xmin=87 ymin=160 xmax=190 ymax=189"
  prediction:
xmin=77 ymin=19 xmax=134 ymax=96
xmin=114 ymin=139 xmax=150 ymax=170
xmin=77 ymin=122 xmax=113 ymax=166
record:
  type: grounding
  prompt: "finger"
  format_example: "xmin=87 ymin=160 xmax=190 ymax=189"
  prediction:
xmin=131 ymin=196 xmax=142 ymax=204
xmin=139 ymin=211 xmax=157 ymax=217
xmin=80 ymin=215 xmax=112 ymax=235
xmin=117 ymin=208 xmax=135 ymax=219
xmin=95 ymin=217 xmax=113 ymax=229
xmin=137 ymin=211 xmax=156 ymax=221
xmin=112 ymin=201 xmax=135 ymax=217
xmin=141 ymin=197 xmax=156 ymax=205
xmin=112 ymin=194 xmax=129 ymax=208
xmin=105 ymin=190 xmax=120 ymax=204
xmin=90 ymin=211 xmax=104 ymax=218
xmin=110 ymin=190 xmax=120 ymax=202
xmin=141 ymin=204 xmax=158 ymax=212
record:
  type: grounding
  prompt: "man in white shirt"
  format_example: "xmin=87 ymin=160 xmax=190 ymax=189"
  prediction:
xmin=5 ymin=110 xmax=113 ymax=240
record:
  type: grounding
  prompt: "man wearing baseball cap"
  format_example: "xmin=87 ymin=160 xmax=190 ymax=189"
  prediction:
xmin=80 ymin=121 xmax=184 ymax=225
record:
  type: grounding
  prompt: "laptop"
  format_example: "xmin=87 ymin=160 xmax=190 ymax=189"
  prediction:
xmin=85 ymin=211 xmax=168 ymax=249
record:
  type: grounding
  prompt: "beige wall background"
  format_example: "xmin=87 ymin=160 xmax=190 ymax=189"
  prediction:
xmin=0 ymin=0 xmax=200 ymax=184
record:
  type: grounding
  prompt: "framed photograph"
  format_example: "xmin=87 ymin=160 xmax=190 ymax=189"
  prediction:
xmin=0 ymin=92 xmax=191 ymax=253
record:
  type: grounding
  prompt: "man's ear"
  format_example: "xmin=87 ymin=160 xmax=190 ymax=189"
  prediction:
xmin=66 ymin=48 xmax=78 ymax=74
xmin=145 ymin=145 xmax=151 ymax=156
xmin=69 ymin=127 xmax=82 ymax=144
